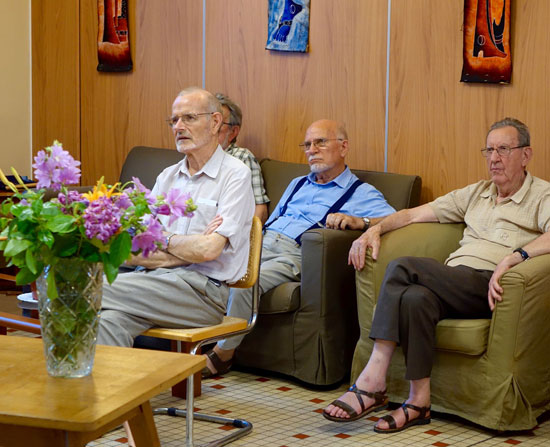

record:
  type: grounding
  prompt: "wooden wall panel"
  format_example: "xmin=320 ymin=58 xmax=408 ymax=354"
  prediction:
xmin=205 ymin=0 xmax=388 ymax=172
xmin=79 ymin=0 xmax=203 ymax=185
xmin=388 ymin=0 xmax=550 ymax=202
xmin=32 ymin=0 xmax=80 ymax=161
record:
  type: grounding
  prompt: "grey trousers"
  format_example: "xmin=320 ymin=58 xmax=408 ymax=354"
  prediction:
xmin=97 ymin=267 xmax=229 ymax=347
xmin=370 ymin=257 xmax=493 ymax=380
xmin=217 ymin=230 xmax=302 ymax=351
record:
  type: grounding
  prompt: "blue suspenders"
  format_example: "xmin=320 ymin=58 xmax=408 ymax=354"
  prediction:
xmin=264 ymin=177 xmax=364 ymax=244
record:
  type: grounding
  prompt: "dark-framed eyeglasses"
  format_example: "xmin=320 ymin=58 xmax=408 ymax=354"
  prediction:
xmin=480 ymin=145 xmax=528 ymax=158
xmin=298 ymin=138 xmax=343 ymax=152
xmin=166 ymin=112 xmax=214 ymax=128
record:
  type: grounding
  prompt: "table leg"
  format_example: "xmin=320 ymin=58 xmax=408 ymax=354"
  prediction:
xmin=126 ymin=401 xmax=161 ymax=447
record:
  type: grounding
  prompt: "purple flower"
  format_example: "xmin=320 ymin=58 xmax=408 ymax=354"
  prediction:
xmin=131 ymin=176 xmax=155 ymax=205
xmin=57 ymin=190 xmax=87 ymax=213
xmin=163 ymin=189 xmax=195 ymax=226
xmin=114 ymin=193 xmax=132 ymax=210
xmin=83 ymin=196 xmax=121 ymax=243
xmin=33 ymin=141 xmax=81 ymax=190
xmin=131 ymin=216 xmax=164 ymax=257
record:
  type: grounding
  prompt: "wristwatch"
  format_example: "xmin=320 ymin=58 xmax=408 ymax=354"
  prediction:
xmin=513 ymin=247 xmax=529 ymax=261
xmin=165 ymin=233 xmax=175 ymax=250
xmin=361 ymin=217 xmax=371 ymax=231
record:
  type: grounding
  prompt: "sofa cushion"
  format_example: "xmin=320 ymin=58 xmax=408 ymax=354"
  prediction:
xmin=435 ymin=318 xmax=490 ymax=356
xmin=259 ymin=282 xmax=301 ymax=314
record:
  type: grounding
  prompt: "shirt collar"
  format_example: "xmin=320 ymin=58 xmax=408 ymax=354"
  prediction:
xmin=307 ymin=166 xmax=353 ymax=188
xmin=177 ymin=145 xmax=225 ymax=179
xmin=481 ymin=171 xmax=533 ymax=204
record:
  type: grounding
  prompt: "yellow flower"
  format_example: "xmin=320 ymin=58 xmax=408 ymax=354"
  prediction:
xmin=82 ymin=178 xmax=121 ymax=202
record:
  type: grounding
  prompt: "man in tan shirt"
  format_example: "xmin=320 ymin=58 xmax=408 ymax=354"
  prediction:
xmin=323 ymin=117 xmax=550 ymax=433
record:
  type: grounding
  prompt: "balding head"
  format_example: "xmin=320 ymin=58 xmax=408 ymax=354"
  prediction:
xmin=302 ymin=119 xmax=349 ymax=184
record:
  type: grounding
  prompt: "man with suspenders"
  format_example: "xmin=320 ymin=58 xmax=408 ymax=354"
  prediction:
xmin=202 ymin=119 xmax=395 ymax=378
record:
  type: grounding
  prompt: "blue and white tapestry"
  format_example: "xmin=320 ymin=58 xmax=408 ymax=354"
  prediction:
xmin=266 ymin=0 xmax=310 ymax=53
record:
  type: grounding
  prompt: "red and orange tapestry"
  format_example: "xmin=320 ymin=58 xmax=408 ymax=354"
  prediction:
xmin=97 ymin=0 xmax=132 ymax=72
xmin=461 ymin=0 xmax=511 ymax=84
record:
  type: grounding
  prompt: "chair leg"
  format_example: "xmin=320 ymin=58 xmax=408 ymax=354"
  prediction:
xmin=154 ymin=372 xmax=252 ymax=447
xmin=170 ymin=341 xmax=202 ymax=398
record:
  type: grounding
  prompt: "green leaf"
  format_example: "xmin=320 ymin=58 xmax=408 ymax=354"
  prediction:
xmin=4 ymin=238 xmax=32 ymax=257
xmin=45 ymin=214 xmax=75 ymax=233
xmin=109 ymin=232 xmax=132 ymax=268
xmin=37 ymin=229 xmax=55 ymax=248
xmin=46 ymin=272 xmax=58 ymax=299
xmin=25 ymin=249 xmax=37 ymax=274
xmin=15 ymin=266 xmax=40 ymax=285
xmin=101 ymin=252 xmax=119 ymax=284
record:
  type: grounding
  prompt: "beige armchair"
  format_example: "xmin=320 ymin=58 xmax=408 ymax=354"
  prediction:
xmin=351 ymin=222 xmax=550 ymax=430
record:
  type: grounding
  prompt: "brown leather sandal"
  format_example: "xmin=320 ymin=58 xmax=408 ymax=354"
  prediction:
xmin=374 ymin=402 xmax=431 ymax=433
xmin=323 ymin=384 xmax=388 ymax=422
xmin=201 ymin=349 xmax=233 ymax=379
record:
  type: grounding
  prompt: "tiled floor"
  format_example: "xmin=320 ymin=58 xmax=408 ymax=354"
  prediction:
xmin=81 ymin=368 xmax=549 ymax=447
xmin=2 ymin=295 xmax=549 ymax=447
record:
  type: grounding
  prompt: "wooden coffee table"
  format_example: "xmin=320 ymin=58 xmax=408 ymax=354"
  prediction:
xmin=0 ymin=336 xmax=205 ymax=447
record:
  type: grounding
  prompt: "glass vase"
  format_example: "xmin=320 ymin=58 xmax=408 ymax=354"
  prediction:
xmin=35 ymin=258 xmax=103 ymax=378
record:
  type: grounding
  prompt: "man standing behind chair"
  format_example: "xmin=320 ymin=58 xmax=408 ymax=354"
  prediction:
xmin=216 ymin=93 xmax=270 ymax=224
xmin=323 ymin=117 xmax=550 ymax=433
xmin=97 ymin=87 xmax=254 ymax=347
xmin=203 ymin=119 xmax=396 ymax=377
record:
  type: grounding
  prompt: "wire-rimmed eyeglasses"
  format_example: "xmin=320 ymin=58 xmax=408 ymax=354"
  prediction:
xmin=298 ymin=138 xmax=343 ymax=152
xmin=480 ymin=145 xmax=528 ymax=158
xmin=166 ymin=112 xmax=214 ymax=128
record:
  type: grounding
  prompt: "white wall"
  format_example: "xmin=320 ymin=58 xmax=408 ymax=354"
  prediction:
xmin=0 ymin=0 xmax=31 ymax=176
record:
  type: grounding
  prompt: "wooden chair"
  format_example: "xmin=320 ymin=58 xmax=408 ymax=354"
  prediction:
xmin=142 ymin=216 xmax=263 ymax=447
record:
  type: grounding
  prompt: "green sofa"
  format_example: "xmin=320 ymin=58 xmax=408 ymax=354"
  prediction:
xmin=352 ymin=222 xmax=550 ymax=430
xmin=234 ymin=159 xmax=421 ymax=385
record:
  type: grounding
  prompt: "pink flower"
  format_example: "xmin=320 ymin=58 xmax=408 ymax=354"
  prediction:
xmin=162 ymin=189 xmax=195 ymax=226
xmin=131 ymin=216 xmax=164 ymax=257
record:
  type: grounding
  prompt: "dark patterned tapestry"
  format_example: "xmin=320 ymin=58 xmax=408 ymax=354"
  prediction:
xmin=461 ymin=0 xmax=511 ymax=84
xmin=97 ymin=0 xmax=133 ymax=72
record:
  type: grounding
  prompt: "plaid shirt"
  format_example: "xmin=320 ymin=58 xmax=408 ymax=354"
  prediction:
xmin=225 ymin=143 xmax=270 ymax=205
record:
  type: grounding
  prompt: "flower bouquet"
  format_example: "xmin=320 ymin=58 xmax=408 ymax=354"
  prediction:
xmin=0 ymin=141 xmax=196 ymax=377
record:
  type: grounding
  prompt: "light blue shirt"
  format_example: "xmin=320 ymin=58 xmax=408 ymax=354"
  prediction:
xmin=265 ymin=167 xmax=395 ymax=240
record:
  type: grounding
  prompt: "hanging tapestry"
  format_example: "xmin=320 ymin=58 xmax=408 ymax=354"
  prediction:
xmin=97 ymin=0 xmax=133 ymax=72
xmin=266 ymin=0 xmax=310 ymax=53
xmin=461 ymin=0 xmax=511 ymax=84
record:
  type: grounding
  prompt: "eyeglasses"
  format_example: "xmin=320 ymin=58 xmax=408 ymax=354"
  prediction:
xmin=222 ymin=122 xmax=237 ymax=127
xmin=166 ymin=112 xmax=214 ymax=128
xmin=298 ymin=138 xmax=343 ymax=151
xmin=481 ymin=145 xmax=527 ymax=158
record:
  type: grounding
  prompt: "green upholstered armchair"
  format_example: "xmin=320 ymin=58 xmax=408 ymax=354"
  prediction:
xmin=351 ymin=222 xmax=550 ymax=430
xmin=234 ymin=159 xmax=421 ymax=386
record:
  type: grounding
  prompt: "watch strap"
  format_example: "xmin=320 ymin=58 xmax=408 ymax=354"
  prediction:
xmin=513 ymin=247 xmax=529 ymax=261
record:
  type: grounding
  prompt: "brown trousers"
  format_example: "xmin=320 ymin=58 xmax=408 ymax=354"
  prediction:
xmin=370 ymin=257 xmax=493 ymax=380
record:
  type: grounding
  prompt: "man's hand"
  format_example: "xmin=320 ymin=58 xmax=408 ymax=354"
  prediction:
xmin=325 ymin=213 xmax=365 ymax=230
xmin=487 ymin=252 xmax=523 ymax=310
xmin=203 ymin=215 xmax=223 ymax=235
xmin=348 ymin=225 xmax=382 ymax=271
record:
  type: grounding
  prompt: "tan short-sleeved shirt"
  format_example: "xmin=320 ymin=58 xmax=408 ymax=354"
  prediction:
xmin=429 ymin=172 xmax=550 ymax=270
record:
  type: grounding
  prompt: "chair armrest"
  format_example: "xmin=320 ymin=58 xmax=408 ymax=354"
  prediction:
xmin=300 ymin=228 xmax=362 ymax=315
xmin=296 ymin=228 xmax=363 ymax=380
xmin=487 ymin=254 xmax=550 ymax=392
xmin=360 ymin=223 xmax=466 ymax=306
